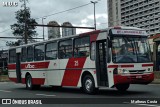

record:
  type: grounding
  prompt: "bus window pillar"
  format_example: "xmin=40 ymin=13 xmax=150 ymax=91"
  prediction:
xmin=16 ymin=48 xmax=22 ymax=83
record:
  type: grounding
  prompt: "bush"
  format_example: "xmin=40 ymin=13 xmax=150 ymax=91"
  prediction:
xmin=0 ymin=68 xmax=8 ymax=75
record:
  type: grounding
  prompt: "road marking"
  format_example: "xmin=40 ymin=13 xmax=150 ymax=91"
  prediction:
xmin=137 ymin=104 xmax=160 ymax=107
xmin=0 ymin=90 xmax=11 ymax=93
xmin=36 ymin=94 xmax=56 ymax=97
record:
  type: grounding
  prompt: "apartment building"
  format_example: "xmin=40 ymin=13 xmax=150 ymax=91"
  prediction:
xmin=107 ymin=0 xmax=160 ymax=34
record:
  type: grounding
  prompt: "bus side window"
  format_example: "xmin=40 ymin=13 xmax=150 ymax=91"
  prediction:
xmin=74 ymin=36 xmax=90 ymax=57
xmin=58 ymin=39 xmax=72 ymax=59
xmin=9 ymin=49 xmax=16 ymax=63
xmin=34 ymin=44 xmax=45 ymax=61
xmin=21 ymin=47 xmax=27 ymax=62
xmin=91 ymin=42 xmax=96 ymax=60
xmin=27 ymin=46 xmax=34 ymax=62
xmin=45 ymin=42 xmax=57 ymax=60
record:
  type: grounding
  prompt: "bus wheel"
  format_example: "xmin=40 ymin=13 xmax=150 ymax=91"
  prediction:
xmin=82 ymin=75 xmax=97 ymax=94
xmin=26 ymin=75 xmax=34 ymax=90
xmin=115 ymin=83 xmax=130 ymax=92
xmin=26 ymin=75 xmax=40 ymax=90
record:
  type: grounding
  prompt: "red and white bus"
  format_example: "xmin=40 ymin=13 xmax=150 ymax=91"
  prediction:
xmin=8 ymin=26 xmax=154 ymax=94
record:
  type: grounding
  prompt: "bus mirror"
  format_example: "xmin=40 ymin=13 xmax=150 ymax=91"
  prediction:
xmin=108 ymin=40 xmax=112 ymax=48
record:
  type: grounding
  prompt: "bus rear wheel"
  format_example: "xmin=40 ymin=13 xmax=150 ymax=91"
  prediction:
xmin=115 ymin=83 xmax=130 ymax=92
xmin=82 ymin=75 xmax=97 ymax=94
xmin=26 ymin=75 xmax=40 ymax=90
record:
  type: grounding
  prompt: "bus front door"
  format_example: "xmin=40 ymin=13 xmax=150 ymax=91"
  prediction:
xmin=96 ymin=40 xmax=108 ymax=86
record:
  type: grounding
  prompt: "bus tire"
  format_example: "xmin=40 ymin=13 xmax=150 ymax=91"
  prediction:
xmin=26 ymin=74 xmax=41 ymax=90
xmin=26 ymin=74 xmax=33 ymax=90
xmin=82 ymin=75 xmax=97 ymax=94
xmin=115 ymin=83 xmax=130 ymax=92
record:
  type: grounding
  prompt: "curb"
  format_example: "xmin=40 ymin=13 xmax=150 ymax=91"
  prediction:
xmin=151 ymin=79 xmax=160 ymax=84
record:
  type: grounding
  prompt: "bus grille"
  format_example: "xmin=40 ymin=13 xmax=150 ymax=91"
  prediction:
xmin=129 ymin=70 xmax=145 ymax=74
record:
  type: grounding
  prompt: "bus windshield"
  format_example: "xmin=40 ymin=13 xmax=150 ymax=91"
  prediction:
xmin=112 ymin=36 xmax=151 ymax=63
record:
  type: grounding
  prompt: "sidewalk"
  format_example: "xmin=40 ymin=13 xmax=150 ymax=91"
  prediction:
xmin=152 ymin=71 xmax=160 ymax=84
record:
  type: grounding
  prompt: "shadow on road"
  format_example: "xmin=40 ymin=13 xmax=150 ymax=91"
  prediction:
xmin=15 ymin=86 xmax=151 ymax=97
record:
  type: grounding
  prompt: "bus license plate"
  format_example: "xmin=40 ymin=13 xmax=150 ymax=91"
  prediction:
xmin=136 ymin=75 xmax=142 ymax=78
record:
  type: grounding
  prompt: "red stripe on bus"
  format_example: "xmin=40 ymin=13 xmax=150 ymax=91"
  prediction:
xmin=8 ymin=64 xmax=16 ymax=70
xmin=9 ymin=78 xmax=17 ymax=83
xmin=32 ymin=78 xmax=45 ymax=85
xmin=8 ymin=62 xmax=50 ymax=70
xmin=90 ymin=33 xmax=99 ymax=42
xmin=61 ymin=57 xmax=87 ymax=86
xmin=108 ymin=65 xmax=118 ymax=68
xmin=108 ymin=65 xmax=134 ymax=68
xmin=121 ymin=65 xmax=134 ymax=68
xmin=142 ymin=64 xmax=154 ymax=67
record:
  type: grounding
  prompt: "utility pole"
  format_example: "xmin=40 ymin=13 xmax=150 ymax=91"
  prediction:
xmin=24 ymin=0 xmax=27 ymax=44
xmin=42 ymin=17 xmax=46 ymax=40
xmin=91 ymin=1 xmax=98 ymax=30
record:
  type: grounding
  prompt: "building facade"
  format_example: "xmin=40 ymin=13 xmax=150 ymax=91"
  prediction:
xmin=107 ymin=0 xmax=160 ymax=34
xmin=62 ymin=22 xmax=76 ymax=37
xmin=47 ymin=21 xmax=61 ymax=39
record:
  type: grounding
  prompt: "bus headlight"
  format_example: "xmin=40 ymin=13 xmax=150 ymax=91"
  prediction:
xmin=147 ymin=67 xmax=152 ymax=72
xmin=117 ymin=69 xmax=129 ymax=74
xmin=122 ymin=69 xmax=129 ymax=74
xmin=118 ymin=69 xmax=122 ymax=74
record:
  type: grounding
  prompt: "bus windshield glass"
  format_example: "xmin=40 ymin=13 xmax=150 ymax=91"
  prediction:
xmin=112 ymin=36 xmax=151 ymax=63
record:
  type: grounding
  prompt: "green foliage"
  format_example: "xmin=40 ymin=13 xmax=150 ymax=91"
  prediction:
xmin=7 ymin=5 xmax=38 ymax=46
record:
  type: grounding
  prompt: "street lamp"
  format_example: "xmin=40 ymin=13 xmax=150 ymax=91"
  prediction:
xmin=42 ymin=17 xmax=46 ymax=40
xmin=91 ymin=1 xmax=98 ymax=30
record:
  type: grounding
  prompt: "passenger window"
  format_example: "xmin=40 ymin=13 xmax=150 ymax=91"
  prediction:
xmin=34 ymin=44 xmax=45 ymax=61
xmin=21 ymin=47 xmax=27 ymax=62
xmin=59 ymin=39 xmax=72 ymax=59
xmin=45 ymin=42 xmax=57 ymax=60
xmin=9 ymin=49 xmax=16 ymax=63
xmin=74 ymin=36 xmax=90 ymax=57
xmin=91 ymin=42 xmax=96 ymax=60
xmin=27 ymin=46 xmax=34 ymax=62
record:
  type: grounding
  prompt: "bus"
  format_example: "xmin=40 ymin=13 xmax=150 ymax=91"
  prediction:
xmin=8 ymin=26 xmax=154 ymax=94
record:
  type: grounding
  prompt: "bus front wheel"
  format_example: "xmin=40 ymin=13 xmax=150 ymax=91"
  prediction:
xmin=82 ymin=75 xmax=97 ymax=94
xmin=115 ymin=83 xmax=130 ymax=92
xmin=26 ymin=75 xmax=40 ymax=90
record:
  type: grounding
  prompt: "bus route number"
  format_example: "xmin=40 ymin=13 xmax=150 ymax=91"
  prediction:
xmin=74 ymin=60 xmax=79 ymax=66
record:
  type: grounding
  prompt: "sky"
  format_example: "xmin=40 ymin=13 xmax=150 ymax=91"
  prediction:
xmin=0 ymin=0 xmax=108 ymax=49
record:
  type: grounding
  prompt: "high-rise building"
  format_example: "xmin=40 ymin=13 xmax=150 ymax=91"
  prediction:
xmin=47 ymin=21 xmax=60 ymax=39
xmin=62 ymin=22 xmax=76 ymax=37
xmin=107 ymin=0 xmax=160 ymax=34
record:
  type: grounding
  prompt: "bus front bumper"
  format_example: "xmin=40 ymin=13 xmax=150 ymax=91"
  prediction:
xmin=114 ymin=72 xmax=154 ymax=85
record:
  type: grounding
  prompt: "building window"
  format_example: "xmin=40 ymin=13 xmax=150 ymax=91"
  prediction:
xmin=59 ymin=39 xmax=72 ymax=59
xmin=45 ymin=42 xmax=57 ymax=60
xmin=27 ymin=46 xmax=34 ymax=62
xmin=34 ymin=44 xmax=45 ymax=61
xmin=74 ymin=36 xmax=90 ymax=57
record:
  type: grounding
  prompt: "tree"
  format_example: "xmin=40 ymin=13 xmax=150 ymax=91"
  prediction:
xmin=7 ymin=1 xmax=38 ymax=46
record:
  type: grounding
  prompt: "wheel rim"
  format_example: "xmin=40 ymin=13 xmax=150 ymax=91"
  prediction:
xmin=85 ymin=78 xmax=92 ymax=92
xmin=27 ymin=77 xmax=31 ymax=88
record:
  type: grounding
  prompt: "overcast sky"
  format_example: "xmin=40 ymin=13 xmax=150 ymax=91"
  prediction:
xmin=0 ymin=0 xmax=108 ymax=49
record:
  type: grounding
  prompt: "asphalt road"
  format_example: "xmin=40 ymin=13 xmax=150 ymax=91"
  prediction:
xmin=0 ymin=82 xmax=160 ymax=107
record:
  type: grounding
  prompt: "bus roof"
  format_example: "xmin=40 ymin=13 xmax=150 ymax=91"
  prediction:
xmin=8 ymin=26 xmax=147 ymax=49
